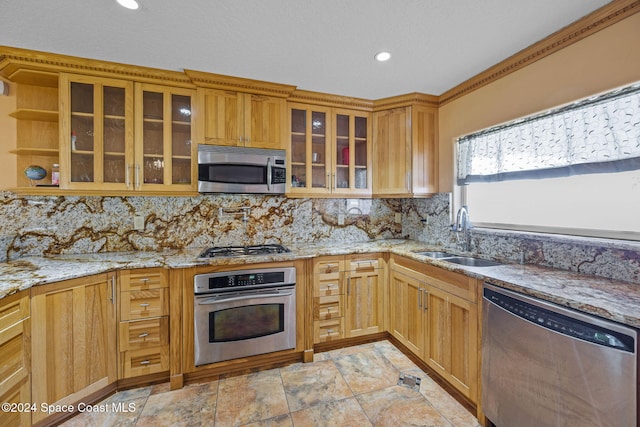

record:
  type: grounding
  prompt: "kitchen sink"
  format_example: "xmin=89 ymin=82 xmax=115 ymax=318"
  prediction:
xmin=414 ymin=251 xmax=458 ymax=258
xmin=442 ymin=256 xmax=502 ymax=267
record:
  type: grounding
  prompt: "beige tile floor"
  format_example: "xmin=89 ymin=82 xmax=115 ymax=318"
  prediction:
xmin=61 ymin=340 xmax=481 ymax=426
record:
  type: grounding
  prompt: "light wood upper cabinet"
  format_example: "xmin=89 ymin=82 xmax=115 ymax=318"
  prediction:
xmin=30 ymin=272 xmax=117 ymax=425
xmin=59 ymin=73 xmax=135 ymax=191
xmin=288 ymin=103 xmax=372 ymax=196
xmin=59 ymin=75 xmax=196 ymax=192
xmin=135 ymin=83 xmax=196 ymax=191
xmin=186 ymin=69 xmax=295 ymax=150
xmin=373 ymin=100 xmax=438 ymax=197
xmin=195 ymin=88 xmax=287 ymax=149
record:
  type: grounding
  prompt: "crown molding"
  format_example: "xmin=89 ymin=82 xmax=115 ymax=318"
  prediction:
xmin=288 ymin=89 xmax=373 ymax=110
xmin=438 ymin=0 xmax=640 ymax=106
xmin=0 ymin=45 xmax=194 ymax=87
xmin=184 ymin=69 xmax=296 ymax=98
xmin=373 ymin=92 xmax=439 ymax=111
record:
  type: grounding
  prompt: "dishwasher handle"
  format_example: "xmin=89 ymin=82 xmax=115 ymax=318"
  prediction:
xmin=483 ymin=286 xmax=636 ymax=353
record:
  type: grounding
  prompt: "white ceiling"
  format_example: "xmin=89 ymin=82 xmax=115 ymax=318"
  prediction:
xmin=2 ymin=0 xmax=611 ymax=99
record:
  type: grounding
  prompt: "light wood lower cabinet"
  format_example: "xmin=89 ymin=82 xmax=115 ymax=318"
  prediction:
xmin=118 ymin=268 xmax=169 ymax=379
xmin=312 ymin=254 xmax=385 ymax=344
xmin=389 ymin=256 xmax=479 ymax=403
xmin=345 ymin=258 xmax=384 ymax=337
xmin=0 ymin=291 xmax=31 ymax=427
xmin=30 ymin=272 xmax=117 ymax=425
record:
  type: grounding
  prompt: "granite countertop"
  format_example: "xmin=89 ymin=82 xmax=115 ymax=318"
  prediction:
xmin=1 ymin=239 xmax=639 ymax=328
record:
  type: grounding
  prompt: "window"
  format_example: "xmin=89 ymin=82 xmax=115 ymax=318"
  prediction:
xmin=457 ymin=82 xmax=640 ymax=241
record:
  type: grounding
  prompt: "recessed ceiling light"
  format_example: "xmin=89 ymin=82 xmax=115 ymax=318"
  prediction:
xmin=116 ymin=0 xmax=140 ymax=10
xmin=374 ymin=52 xmax=391 ymax=62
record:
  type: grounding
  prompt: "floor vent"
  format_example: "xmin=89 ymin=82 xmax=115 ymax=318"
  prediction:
xmin=398 ymin=373 xmax=421 ymax=391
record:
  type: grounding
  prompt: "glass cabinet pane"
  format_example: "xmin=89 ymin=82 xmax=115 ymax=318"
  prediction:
xmin=335 ymin=114 xmax=350 ymax=189
xmin=290 ymin=109 xmax=307 ymax=188
xmin=103 ymin=86 xmax=126 ymax=183
xmin=70 ymin=82 xmax=94 ymax=182
xmin=311 ymin=111 xmax=327 ymax=188
xmin=354 ymin=116 xmax=368 ymax=189
xmin=171 ymin=94 xmax=192 ymax=184
xmin=142 ymin=91 xmax=164 ymax=184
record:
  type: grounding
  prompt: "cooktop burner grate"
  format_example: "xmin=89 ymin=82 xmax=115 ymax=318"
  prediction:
xmin=198 ymin=244 xmax=290 ymax=259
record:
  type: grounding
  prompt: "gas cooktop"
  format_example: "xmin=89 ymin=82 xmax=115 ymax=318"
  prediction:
xmin=197 ymin=244 xmax=290 ymax=259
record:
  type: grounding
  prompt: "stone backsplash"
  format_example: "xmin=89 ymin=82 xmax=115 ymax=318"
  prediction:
xmin=403 ymin=194 xmax=640 ymax=284
xmin=1 ymin=191 xmax=638 ymax=284
xmin=0 ymin=192 xmax=402 ymax=259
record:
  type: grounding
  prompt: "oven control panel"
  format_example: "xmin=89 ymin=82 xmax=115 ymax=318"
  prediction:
xmin=194 ymin=267 xmax=296 ymax=294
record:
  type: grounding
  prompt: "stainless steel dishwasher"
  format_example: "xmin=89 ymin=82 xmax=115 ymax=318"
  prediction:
xmin=482 ymin=282 xmax=637 ymax=427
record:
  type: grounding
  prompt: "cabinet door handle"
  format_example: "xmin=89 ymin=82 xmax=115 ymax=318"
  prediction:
xmin=125 ymin=164 xmax=131 ymax=189
xmin=418 ymin=287 xmax=422 ymax=310
xmin=347 ymin=277 xmax=351 ymax=295
xmin=423 ymin=290 xmax=428 ymax=312
xmin=332 ymin=173 xmax=336 ymax=190
xmin=135 ymin=164 xmax=141 ymax=189
xmin=109 ymin=275 xmax=115 ymax=304
xmin=138 ymin=332 xmax=149 ymax=338
xmin=326 ymin=173 xmax=330 ymax=190
xmin=140 ymin=303 xmax=150 ymax=308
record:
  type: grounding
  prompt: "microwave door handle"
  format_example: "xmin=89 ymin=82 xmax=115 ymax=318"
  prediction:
xmin=266 ymin=157 xmax=272 ymax=191
xmin=198 ymin=292 xmax=293 ymax=305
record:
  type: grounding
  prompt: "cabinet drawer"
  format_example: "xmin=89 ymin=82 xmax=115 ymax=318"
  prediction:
xmin=0 ymin=318 xmax=29 ymax=399
xmin=0 ymin=291 xmax=29 ymax=331
xmin=119 ymin=317 xmax=168 ymax=351
xmin=314 ymin=318 xmax=344 ymax=343
xmin=121 ymin=288 xmax=168 ymax=320
xmin=122 ymin=346 xmax=169 ymax=378
xmin=120 ymin=268 xmax=168 ymax=292
xmin=348 ymin=259 xmax=380 ymax=272
xmin=314 ymin=295 xmax=343 ymax=320
xmin=423 ymin=264 xmax=478 ymax=302
xmin=316 ymin=260 xmax=343 ymax=275
xmin=315 ymin=278 xmax=343 ymax=297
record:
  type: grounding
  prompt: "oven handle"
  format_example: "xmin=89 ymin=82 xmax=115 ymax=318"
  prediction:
xmin=266 ymin=157 xmax=273 ymax=192
xmin=197 ymin=291 xmax=293 ymax=305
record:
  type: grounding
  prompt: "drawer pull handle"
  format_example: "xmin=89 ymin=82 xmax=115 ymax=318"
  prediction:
xmin=138 ymin=332 xmax=149 ymax=338
xmin=326 ymin=283 xmax=338 ymax=289
xmin=326 ymin=329 xmax=334 ymax=334
xmin=140 ymin=360 xmax=150 ymax=365
xmin=140 ymin=303 xmax=150 ymax=307
xmin=140 ymin=278 xmax=149 ymax=283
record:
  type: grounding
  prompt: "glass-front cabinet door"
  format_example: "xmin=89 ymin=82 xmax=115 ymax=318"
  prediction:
xmin=135 ymin=83 xmax=195 ymax=191
xmin=333 ymin=109 xmax=371 ymax=196
xmin=59 ymin=74 xmax=134 ymax=190
xmin=289 ymin=103 xmax=332 ymax=194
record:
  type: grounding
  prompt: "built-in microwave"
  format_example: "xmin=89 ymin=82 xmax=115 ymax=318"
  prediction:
xmin=197 ymin=145 xmax=287 ymax=194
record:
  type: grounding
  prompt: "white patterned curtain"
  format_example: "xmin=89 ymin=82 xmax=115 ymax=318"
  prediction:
xmin=457 ymin=83 xmax=640 ymax=185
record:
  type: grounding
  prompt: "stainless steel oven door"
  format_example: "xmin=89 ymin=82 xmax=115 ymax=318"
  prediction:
xmin=194 ymin=286 xmax=296 ymax=366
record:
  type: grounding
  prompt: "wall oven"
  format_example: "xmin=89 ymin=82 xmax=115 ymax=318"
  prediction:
xmin=194 ymin=267 xmax=296 ymax=366
xmin=198 ymin=144 xmax=286 ymax=194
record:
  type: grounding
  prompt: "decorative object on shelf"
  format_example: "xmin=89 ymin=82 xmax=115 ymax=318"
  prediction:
xmin=342 ymin=147 xmax=349 ymax=165
xmin=24 ymin=165 xmax=47 ymax=186
xmin=71 ymin=131 xmax=77 ymax=151
xmin=51 ymin=164 xmax=60 ymax=186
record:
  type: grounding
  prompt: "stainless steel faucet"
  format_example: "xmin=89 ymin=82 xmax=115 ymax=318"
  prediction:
xmin=453 ymin=205 xmax=472 ymax=252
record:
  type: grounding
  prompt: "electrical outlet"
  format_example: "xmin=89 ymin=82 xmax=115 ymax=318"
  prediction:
xmin=421 ymin=217 xmax=429 ymax=227
xmin=134 ymin=215 xmax=145 ymax=231
xmin=395 ymin=213 xmax=402 ymax=224
xmin=338 ymin=214 xmax=345 ymax=225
